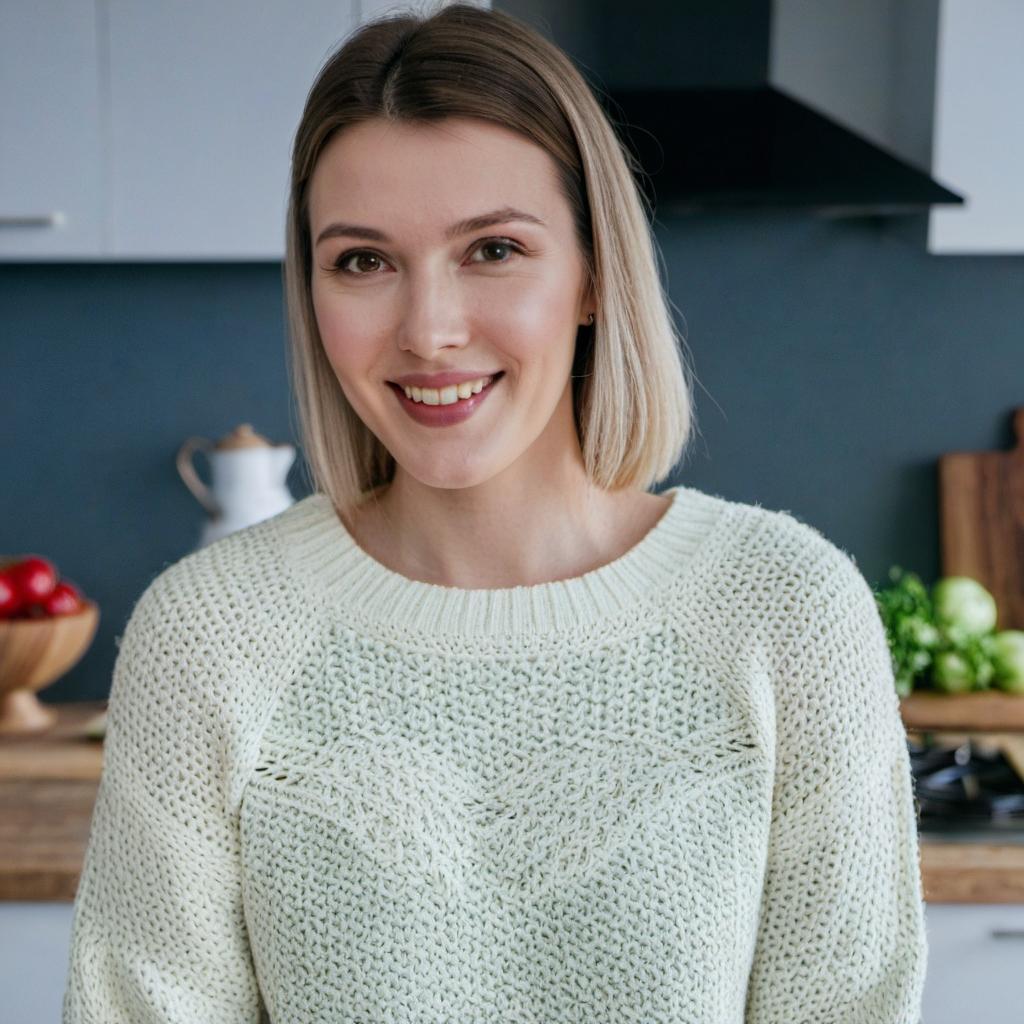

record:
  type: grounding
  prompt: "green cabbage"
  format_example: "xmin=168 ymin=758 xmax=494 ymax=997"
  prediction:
xmin=933 ymin=576 xmax=998 ymax=637
xmin=874 ymin=569 xmax=1006 ymax=696
xmin=992 ymin=630 xmax=1024 ymax=693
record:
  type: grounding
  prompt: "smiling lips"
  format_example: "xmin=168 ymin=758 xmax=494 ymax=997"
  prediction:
xmin=389 ymin=372 xmax=504 ymax=427
xmin=390 ymin=369 xmax=502 ymax=389
xmin=399 ymin=374 xmax=495 ymax=406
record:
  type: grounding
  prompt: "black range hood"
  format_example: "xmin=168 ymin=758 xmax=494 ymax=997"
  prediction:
xmin=575 ymin=0 xmax=964 ymax=216
xmin=601 ymin=86 xmax=964 ymax=215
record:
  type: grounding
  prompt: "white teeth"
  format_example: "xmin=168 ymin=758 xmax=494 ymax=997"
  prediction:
xmin=403 ymin=375 xmax=494 ymax=405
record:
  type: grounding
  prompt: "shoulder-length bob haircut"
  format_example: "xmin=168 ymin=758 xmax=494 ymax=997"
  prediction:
xmin=284 ymin=0 xmax=696 ymax=516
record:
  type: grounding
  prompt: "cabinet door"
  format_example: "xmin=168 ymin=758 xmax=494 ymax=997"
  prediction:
xmin=928 ymin=0 xmax=1024 ymax=253
xmin=105 ymin=0 xmax=359 ymax=259
xmin=0 ymin=903 xmax=76 ymax=1023
xmin=0 ymin=2 xmax=103 ymax=259
xmin=921 ymin=903 xmax=1024 ymax=1023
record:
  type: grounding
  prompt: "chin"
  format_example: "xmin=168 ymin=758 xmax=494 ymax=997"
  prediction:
xmin=393 ymin=449 xmax=509 ymax=493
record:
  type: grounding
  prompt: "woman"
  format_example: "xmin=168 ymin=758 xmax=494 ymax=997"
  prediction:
xmin=64 ymin=4 xmax=928 ymax=1022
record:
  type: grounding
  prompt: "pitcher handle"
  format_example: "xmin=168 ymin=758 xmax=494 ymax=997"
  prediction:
xmin=176 ymin=437 xmax=221 ymax=517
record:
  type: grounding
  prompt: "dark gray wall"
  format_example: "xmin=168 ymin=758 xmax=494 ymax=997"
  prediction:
xmin=3 ymin=1 xmax=1023 ymax=704
xmin=1 ymin=264 xmax=306 ymax=703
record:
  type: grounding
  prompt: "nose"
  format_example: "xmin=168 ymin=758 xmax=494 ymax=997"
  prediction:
xmin=396 ymin=264 xmax=471 ymax=360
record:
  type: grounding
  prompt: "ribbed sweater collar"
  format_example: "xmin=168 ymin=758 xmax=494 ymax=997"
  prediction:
xmin=274 ymin=485 xmax=734 ymax=638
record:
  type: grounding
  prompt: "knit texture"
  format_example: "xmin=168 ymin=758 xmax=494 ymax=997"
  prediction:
xmin=63 ymin=483 xmax=928 ymax=1023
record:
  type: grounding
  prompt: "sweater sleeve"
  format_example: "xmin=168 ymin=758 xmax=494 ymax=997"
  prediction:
xmin=62 ymin=574 xmax=266 ymax=1023
xmin=743 ymin=535 xmax=929 ymax=1024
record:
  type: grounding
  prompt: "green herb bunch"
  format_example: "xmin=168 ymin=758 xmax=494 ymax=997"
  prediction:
xmin=872 ymin=566 xmax=1024 ymax=698
xmin=873 ymin=566 xmax=940 ymax=697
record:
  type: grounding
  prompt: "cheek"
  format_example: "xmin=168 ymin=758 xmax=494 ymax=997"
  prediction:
xmin=478 ymin=281 xmax=578 ymax=369
xmin=311 ymin=291 xmax=377 ymax=380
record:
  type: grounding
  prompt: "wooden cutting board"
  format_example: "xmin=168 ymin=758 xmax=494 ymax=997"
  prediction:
xmin=939 ymin=407 xmax=1024 ymax=631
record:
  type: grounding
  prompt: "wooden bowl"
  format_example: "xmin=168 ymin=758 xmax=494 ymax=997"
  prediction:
xmin=0 ymin=600 xmax=100 ymax=735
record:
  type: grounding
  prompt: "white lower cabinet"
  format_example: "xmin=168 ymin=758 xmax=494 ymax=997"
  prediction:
xmin=0 ymin=902 xmax=76 ymax=1024
xmin=922 ymin=903 xmax=1024 ymax=1023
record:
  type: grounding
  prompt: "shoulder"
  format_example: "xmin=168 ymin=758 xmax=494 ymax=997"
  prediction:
xmin=109 ymin=508 xmax=314 ymax=763
xmin=679 ymin=485 xmax=861 ymax=583
xmin=678 ymin=487 xmax=877 ymax=650
xmin=132 ymin=494 xmax=318 ymax=617
xmin=731 ymin=502 xmax=890 ymax=697
xmin=118 ymin=503 xmax=307 ymax=678
xmin=686 ymin=496 xmax=901 ymax=736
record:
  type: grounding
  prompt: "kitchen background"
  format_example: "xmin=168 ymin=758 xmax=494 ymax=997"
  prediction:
xmin=3 ymin=0 xmax=1022 ymax=705
xmin=2 ymin=1 xmax=1023 ymax=1021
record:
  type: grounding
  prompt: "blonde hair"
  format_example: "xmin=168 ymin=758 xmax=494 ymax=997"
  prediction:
xmin=284 ymin=0 xmax=697 ymax=515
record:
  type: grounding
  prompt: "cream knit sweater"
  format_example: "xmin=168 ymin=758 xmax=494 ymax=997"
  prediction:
xmin=63 ymin=484 xmax=928 ymax=1023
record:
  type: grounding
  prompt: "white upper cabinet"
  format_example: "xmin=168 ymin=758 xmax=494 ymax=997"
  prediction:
xmin=105 ymin=0 xmax=359 ymax=259
xmin=0 ymin=2 xmax=104 ymax=258
xmin=928 ymin=0 xmax=1024 ymax=253
xmin=1 ymin=1 xmax=490 ymax=260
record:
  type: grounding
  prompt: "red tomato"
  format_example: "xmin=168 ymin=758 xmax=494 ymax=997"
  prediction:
xmin=0 ymin=571 xmax=21 ymax=617
xmin=9 ymin=556 xmax=58 ymax=602
xmin=45 ymin=581 xmax=83 ymax=616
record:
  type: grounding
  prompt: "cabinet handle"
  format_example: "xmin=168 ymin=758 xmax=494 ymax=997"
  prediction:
xmin=0 ymin=212 xmax=66 ymax=228
xmin=990 ymin=929 xmax=1024 ymax=939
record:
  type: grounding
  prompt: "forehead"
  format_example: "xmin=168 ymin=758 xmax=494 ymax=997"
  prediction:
xmin=307 ymin=117 xmax=568 ymax=234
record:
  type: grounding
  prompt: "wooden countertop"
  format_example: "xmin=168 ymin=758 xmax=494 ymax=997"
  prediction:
xmin=0 ymin=701 xmax=105 ymax=901
xmin=2 ymin=702 xmax=1024 ymax=903
xmin=901 ymin=690 xmax=1024 ymax=731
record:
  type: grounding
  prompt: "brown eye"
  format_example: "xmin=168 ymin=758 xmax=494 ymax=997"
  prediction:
xmin=471 ymin=238 xmax=524 ymax=264
xmin=479 ymin=241 xmax=510 ymax=261
xmin=334 ymin=250 xmax=386 ymax=275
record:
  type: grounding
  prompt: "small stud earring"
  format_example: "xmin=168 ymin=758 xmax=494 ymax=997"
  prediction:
xmin=587 ymin=312 xmax=595 ymax=325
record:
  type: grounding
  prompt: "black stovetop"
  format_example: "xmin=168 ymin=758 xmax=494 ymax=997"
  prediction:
xmin=908 ymin=734 xmax=1024 ymax=843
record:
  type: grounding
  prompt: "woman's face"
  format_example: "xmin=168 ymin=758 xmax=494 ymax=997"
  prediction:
xmin=307 ymin=116 xmax=593 ymax=491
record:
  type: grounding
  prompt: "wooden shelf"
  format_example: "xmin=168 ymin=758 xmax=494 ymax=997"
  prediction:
xmin=900 ymin=691 xmax=1024 ymax=732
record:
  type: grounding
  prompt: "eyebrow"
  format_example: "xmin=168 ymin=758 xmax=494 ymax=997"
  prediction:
xmin=313 ymin=206 xmax=546 ymax=247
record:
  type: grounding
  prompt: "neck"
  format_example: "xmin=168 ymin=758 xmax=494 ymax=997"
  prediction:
xmin=347 ymin=459 xmax=648 ymax=590
xmin=274 ymin=481 xmax=731 ymax=639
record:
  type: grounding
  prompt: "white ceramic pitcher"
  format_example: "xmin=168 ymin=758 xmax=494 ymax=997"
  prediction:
xmin=176 ymin=423 xmax=296 ymax=549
